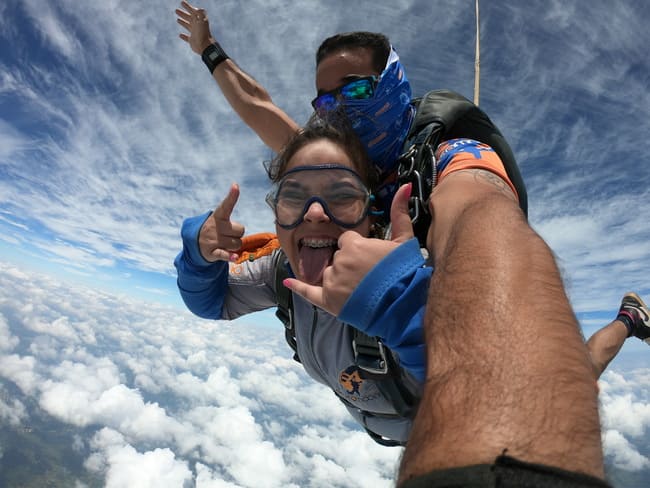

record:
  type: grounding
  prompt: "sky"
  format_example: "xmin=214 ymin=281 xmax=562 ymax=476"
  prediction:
xmin=0 ymin=0 xmax=649 ymax=486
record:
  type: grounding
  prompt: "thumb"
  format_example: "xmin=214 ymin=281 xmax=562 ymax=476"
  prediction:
xmin=390 ymin=183 xmax=415 ymax=243
xmin=214 ymin=183 xmax=240 ymax=221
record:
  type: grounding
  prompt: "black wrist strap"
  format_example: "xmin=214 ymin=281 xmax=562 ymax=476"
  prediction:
xmin=201 ymin=42 xmax=229 ymax=73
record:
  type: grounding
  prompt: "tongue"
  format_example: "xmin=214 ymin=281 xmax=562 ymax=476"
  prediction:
xmin=298 ymin=246 xmax=335 ymax=285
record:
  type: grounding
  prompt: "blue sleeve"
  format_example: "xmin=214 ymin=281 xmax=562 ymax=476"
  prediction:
xmin=338 ymin=238 xmax=432 ymax=382
xmin=173 ymin=211 xmax=229 ymax=319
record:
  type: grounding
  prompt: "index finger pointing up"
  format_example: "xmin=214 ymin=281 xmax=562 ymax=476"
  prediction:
xmin=214 ymin=183 xmax=240 ymax=222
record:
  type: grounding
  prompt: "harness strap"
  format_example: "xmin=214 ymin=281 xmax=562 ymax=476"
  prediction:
xmin=335 ymin=392 xmax=414 ymax=447
xmin=272 ymin=249 xmax=300 ymax=363
xmin=352 ymin=329 xmax=420 ymax=419
xmin=352 ymin=329 xmax=389 ymax=376
xmin=363 ymin=428 xmax=405 ymax=447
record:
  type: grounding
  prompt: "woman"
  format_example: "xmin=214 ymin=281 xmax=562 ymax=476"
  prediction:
xmin=174 ymin=120 xmax=431 ymax=444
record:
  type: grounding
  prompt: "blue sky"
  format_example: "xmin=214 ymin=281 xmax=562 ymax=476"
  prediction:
xmin=0 ymin=0 xmax=649 ymax=486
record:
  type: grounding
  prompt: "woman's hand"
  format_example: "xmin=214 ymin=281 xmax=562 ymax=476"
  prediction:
xmin=198 ymin=183 xmax=245 ymax=262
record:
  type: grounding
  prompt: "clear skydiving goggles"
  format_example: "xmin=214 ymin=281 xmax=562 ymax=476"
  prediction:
xmin=265 ymin=164 xmax=379 ymax=230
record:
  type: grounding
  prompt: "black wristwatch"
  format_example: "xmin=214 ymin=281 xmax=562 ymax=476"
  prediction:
xmin=201 ymin=42 xmax=229 ymax=73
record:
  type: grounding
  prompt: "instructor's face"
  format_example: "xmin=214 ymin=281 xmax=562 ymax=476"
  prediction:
xmin=315 ymin=47 xmax=378 ymax=95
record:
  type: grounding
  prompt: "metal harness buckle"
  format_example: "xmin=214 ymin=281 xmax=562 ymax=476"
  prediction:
xmin=353 ymin=337 xmax=389 ymax=376
xmin=397 ymin=144 xmax=434 ymax=225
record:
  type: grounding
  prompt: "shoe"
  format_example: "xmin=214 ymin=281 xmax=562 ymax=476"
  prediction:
xmin=618 ymin=292 xmax=650 ymax=344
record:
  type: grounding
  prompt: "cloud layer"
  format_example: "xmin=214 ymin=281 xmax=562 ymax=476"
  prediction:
xmin=1 ymin=262 xmax=649 ymax=486
xmin=0 ymin=261 xmax=403 ymax=486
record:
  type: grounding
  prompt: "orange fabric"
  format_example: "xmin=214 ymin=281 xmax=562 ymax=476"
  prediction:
xmin=437 ymin=144 xmax=519 ymax=201
xmin=233 ymin=232 xmax=280 ymax=264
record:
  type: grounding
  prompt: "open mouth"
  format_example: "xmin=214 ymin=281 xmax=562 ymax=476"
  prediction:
xmin=298 ymin=238 xmax=338 ymax=284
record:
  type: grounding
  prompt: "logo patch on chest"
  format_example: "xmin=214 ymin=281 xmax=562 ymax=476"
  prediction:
xmin=339 ymin=366 xmax=364 ymax=395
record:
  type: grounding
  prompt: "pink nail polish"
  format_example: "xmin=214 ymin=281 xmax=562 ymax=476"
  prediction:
xmin=404 ymin=182 xmax=412 ymax=199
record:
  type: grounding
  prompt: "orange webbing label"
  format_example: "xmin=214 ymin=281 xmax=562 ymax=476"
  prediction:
xmin=233 ymin=232 xmax=280 ymax=264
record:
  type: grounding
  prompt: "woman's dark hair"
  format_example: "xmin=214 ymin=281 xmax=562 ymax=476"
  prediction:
xmin=316 ymin=32 xmax=391 ymax=74
xmin=265 ymin=114 xmax=378 ymax=189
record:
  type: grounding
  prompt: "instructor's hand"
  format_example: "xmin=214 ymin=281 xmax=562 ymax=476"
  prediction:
xmin=176 ymin=1 xmax=214 ymax=55
xmin=286 ymin=183 xmax=415 ymax=316
xmin=198 ymin=183 xmax=245 ymax=262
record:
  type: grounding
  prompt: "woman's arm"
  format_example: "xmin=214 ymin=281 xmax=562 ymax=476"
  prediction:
xmin=339 ymin=238 xmax=431 ymax=382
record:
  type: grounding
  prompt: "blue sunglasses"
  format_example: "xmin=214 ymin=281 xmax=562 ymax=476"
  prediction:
xmin=311 ymin=76 xmax=378 ymax=113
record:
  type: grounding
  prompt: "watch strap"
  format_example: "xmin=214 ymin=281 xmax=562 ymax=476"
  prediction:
xmin=201 ymin=42 xmax=229 ymax=73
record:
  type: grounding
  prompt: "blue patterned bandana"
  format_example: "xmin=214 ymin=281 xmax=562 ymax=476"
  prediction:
xmin=342 ymin=47 xmax=414 ymax=176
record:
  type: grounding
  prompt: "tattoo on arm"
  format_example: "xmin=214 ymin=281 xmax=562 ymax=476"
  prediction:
xmin=469 ymin=169 xmax=517 ymax=200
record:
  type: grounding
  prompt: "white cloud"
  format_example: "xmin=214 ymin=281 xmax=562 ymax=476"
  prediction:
xmin=599 ymin=369 xmax=650 ymax=472
xmin=0 ymin=385 xmax=27 ymax=426
xmin=600 ymin=392 xmax=650 ymax=439
xmin=195 ymin=462 xmax=253 ymax=488
xmin=87 ymin=428 xmax=193 ymax=488
xmin=603 ymin=429 xmax=649 ymax=471
xmin=203 ymin=412 xmax=288 ymax=487
xmin=0 ymin=118 xmax=29 ymax=160
xmin=24 ymin=1 xmax=79 ymax=59
xmin=0 ymin=353 xmax=39 ymax=394
xmin=0 ymin=313 xmax=19 ymax=352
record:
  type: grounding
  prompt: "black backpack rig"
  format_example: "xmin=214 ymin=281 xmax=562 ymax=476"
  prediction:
xmin=396 ymin=89 xmax=528 ymax=245
xmin=273 ymin=90 xmax=527 ymax=446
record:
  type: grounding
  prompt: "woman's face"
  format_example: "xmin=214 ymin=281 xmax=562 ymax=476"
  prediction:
xmin=275 ymin=138 xmax=371 ymax=285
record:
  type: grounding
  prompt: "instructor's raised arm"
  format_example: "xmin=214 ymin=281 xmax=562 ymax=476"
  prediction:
xmin=176 ymin=1 xmax=299 ymax=152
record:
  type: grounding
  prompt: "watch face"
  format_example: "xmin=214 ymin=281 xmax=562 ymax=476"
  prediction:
xmin=208 ymin=51 xmax=220 ymax=62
